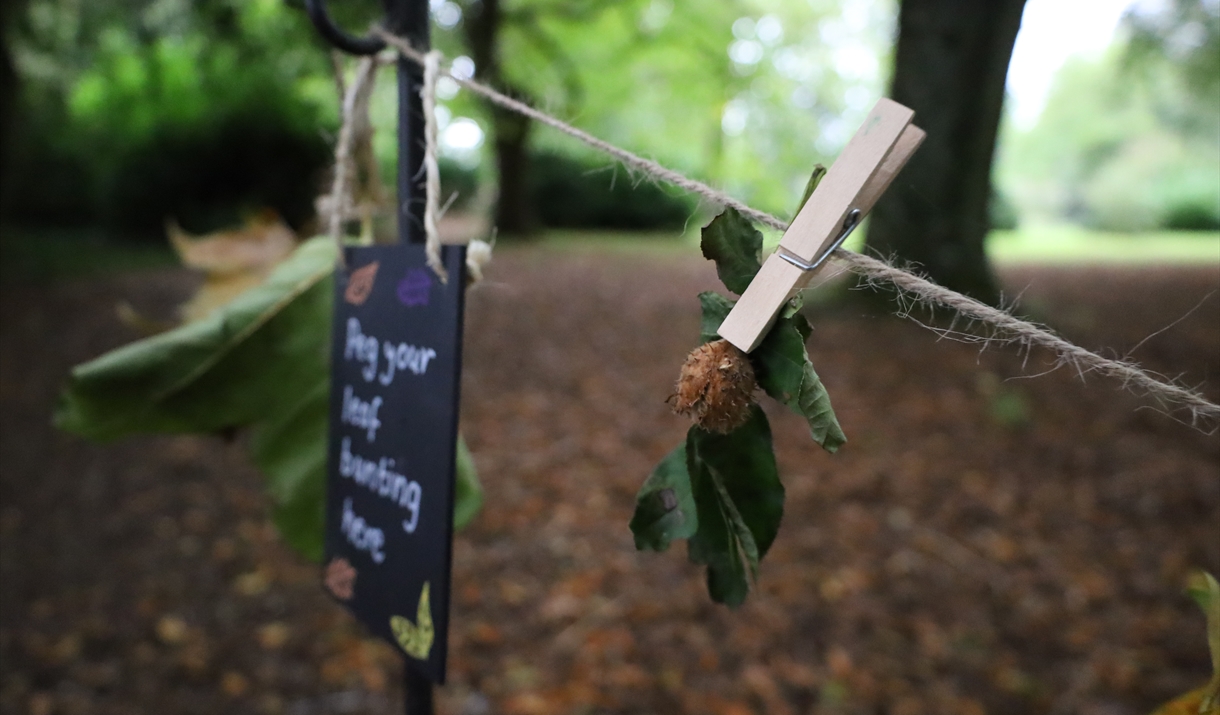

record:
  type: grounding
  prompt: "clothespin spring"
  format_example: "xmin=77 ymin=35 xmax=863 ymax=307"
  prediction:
xmin=776 ymin=209 xmax=862 ymax=273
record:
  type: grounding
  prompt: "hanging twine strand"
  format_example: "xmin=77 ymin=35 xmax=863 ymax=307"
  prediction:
xmin=420 ymin=50 xmax=449 ymax=282
xmin=325 ymin=55 xmax=383 ymax=265
xmin=373 ymin=27 xmax=1220 ymax=426
xmin=327 ymin=50 xmax=492 ymax=282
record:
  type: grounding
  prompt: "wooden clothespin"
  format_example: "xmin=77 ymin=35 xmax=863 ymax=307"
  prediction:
xmin=717 ymin=98 xmax=926 ymax=352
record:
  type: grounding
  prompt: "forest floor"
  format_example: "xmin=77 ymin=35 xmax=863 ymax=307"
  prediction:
xmin=1 ymin=243 xmax=1218 ymax=715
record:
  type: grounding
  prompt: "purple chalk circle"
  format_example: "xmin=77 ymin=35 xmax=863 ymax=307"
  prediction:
xmin=397 ymin=268 xmax=433 ymax=307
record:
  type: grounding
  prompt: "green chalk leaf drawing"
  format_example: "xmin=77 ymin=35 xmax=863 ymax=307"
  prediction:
xmin=390 ymin=581 xmax=435 ymax=660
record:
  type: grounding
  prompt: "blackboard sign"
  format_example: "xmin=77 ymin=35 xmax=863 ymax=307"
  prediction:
xmin=324 ymin=242 xmax=467 ymax=684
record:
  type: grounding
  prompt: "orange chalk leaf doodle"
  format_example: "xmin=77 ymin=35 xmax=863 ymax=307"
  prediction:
xmin=324 ymin=557 xmax=358 ymax=601
xmin=344 ymin=261 xmax=380 ymax=306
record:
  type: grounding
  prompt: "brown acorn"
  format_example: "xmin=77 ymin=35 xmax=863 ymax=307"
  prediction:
xmin=671 ymin=339 xmax=757 ymax=433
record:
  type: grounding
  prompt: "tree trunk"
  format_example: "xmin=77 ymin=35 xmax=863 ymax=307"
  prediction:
xmin=863 ymin=0 xmax=1026 ymax=305
xmin=462 ymin=0 xmax=537 ymax=236
xmin=0 ymin=0 xmax=23 ymax=216
xmin=492 ymin=108 xmax=534 ymax=234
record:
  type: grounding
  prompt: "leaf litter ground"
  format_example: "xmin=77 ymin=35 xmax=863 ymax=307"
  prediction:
xmin=1 ymin=247 xmax=1217 ymax=715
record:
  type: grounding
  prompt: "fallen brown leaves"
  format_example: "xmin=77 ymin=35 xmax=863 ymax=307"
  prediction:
xmin=1 ymin=248 xmax=1217 ymax=714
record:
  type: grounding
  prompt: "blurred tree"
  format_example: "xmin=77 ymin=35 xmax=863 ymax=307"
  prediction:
xmin=1125 ymin=0 xmax=1220 ymax=100
xmin=444 ymin=0 xmax=867 ymax=235
xmin=0 ymin=0 xmax=24 ymax=180
xmin=455 ymin=0 xmax=714 ymax=235
xmin=458 ymin=0 xmax=541 ymax=234
xmin=864 ymin=0 xmax=1026 ymax=305
xmin=3 ymin=0 xmax=339 ymax=233
xmin=997 ymin=2 xmax=1219 ymax=232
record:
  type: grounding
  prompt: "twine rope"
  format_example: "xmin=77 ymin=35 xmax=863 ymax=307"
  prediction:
xmin=326 ymin=55 xmax=382 ymax=266
xmin=373 ymin=28 xmax=1220 ymax=426
xmin=420 ymin=50 xmax=448 ymax=282
xmin=327 ymin=51 xmax=493 ymax=282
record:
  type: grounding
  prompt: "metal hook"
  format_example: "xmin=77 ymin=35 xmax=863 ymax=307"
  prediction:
xmin=304 ymin=0 xmax=387 ymax=55
xmin=776 ymin=208 xmax=862 ymax=272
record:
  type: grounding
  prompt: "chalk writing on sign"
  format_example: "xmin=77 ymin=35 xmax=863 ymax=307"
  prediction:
xmin=341 ymin=386 xmax=383 ymax=441
xmin=341 ymin=497 xmax=386 ymax=563
xmin=325 ymin=242 xmax=466 ymax=684
xmin=344 ymin=317 xmax=437 ymax=386
xmin=338 ymin=437 xmax=422 ymax=532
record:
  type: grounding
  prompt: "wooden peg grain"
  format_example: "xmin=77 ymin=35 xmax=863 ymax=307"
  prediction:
xmin=717 ymin=99 xmax=916 ymax=353
xmin=777 ymin=98 xmax=913 ymax=262
xmin=787 ymin=123 xmax=927 ymax=297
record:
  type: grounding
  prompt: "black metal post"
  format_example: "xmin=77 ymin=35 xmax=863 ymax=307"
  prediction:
xmin=387 ymin=0 xmax=431 ymax=247
xmin=404 ymin=667 xmax=435 ymax=715
xmin=387 ymin=0 xmax=434 ymax=711
xmin=302 ymin=1 xmax=436 ymax=711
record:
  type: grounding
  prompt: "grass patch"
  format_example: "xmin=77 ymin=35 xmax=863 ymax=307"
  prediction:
xmin=535 ymin=222 xmax=1220 ymax=267
xmin=534 ymin=227 xmax=700 ymax=255
xmin=5 ymin=222 xmax=1215 ymax=285
xmin=987 ymin=225 xmax=1220 ymax=265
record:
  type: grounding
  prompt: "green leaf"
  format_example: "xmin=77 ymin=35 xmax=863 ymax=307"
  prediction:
xmin=685 ymin=406 xmax=783 ymax=607
xmin=454 ymin=436 xmax=483 ymax=531
xmin=698 ymin=291 xmax=735 ymax=344
xmin=629 ymin=444 xmax=698 ymax=552
xmin=56 ymin=236 xmax=339 ymax=439
xmin=701 ymin=207 xmax=763 ymax=295
xmin=1186 ymin=571 xmax=1220 ymax=711
xmin=752 ymin=305 xmax=846 ymax=452
xmin=794 ymin=164 xmax=827 ymax=216
xmin=251 ymin=380 xmax=330 ymax=559
xmin=56 ymin=236 xmax=483 ymax=560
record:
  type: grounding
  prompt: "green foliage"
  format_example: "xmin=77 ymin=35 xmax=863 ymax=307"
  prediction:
xmin=100 ymin=112 xmax=330 ymax=234
xmin=998 ymin=23 xmax=1220 ymax=233
xmin=698 ymin=292 xmax=735 ymax=344
xmin=700 ymin=208 xmax=762 ymax=294
xmin=1124 ymin=0 xmax=1220 ymax=101
xmin=989 ymin=189 xmax=1019 ymax=231
xmin=529 ymin=151 xmax=694 ymax=231
xmin=454 ymin=437 xmax=484 ymax=531
xmin=1163 ymin=201 xmax=1220 ymax=231
xmin=5 ymin=0 xmax=334 ymax=232
xmin=686 ymin=407 xmax=783 ymax=607
xmin=1152 ymin=571 xmax=1220 ymax=715
xmin=794 ymin=165 xmax=827 ymax=217
xmin=434 ymin=0 xmax=882 ymax=218
xmin=630 ymin=409 xmax=784 ymax=608
xmin=439 ymin=157 xmax=481 ymax=212
xmin=1187 ymin=571 xmax=1220 ymax=713
xmin=55 ymin=237 xmax=482 ymax=559
xmin=629 ymin=445 xmax=699 ymax=552
xmin=631 ymin=200 xmax=844 ymax=605
xmin=8 ymin=0 xmax=889 ymax=230
xmin=56 ymin=236 xmax=335 ymax=440
xmin=752 ymin=299 xmax=847 ymax=452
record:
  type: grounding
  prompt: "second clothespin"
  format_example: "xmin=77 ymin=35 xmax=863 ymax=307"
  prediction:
xmin=717 ymin=98 xmax=925 ymax=352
